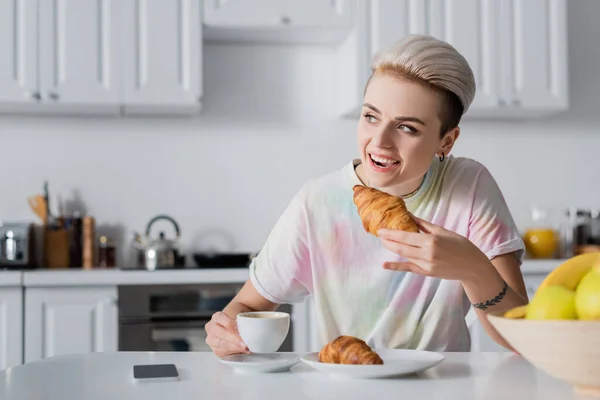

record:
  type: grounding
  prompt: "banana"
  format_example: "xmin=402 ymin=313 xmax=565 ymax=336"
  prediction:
xmin=538 ymin=252 xmax=600 ymax=291
xmin=503 ymin=305 xmax=527 ymax=319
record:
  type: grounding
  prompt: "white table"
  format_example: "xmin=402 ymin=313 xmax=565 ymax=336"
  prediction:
xmin=0 ymin=352 xmax=582 ymax=399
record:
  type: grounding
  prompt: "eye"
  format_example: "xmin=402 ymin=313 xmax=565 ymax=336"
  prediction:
xmin=363 ymin=113 xmax=378 ymax=123
xmin=398 ymin=124 xmax=418 ymax=135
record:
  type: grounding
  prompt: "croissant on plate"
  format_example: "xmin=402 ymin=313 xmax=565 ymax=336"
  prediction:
xmin=318 ymin=335 xmax=383 ymax=365
xmin=352 ymin=185 xmax=419 ymax=236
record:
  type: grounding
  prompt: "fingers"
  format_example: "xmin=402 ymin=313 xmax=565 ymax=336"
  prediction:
xmin=205 ymin=312 xmax=249 ymax=357
xmin=214 ymin=311 xmax=240 ymax=334
xmin=383 ymin=261 xmax=429 ymax=276
xmin=206 ymin=332 xmax=249 ymax=356
xmin=214 ymin=323 xmax=247 ymax=350
xmin=378 ymin=228 xmax=423 ymax=247
xmin=380 ymin=238 xmax=424 ymax=260
xmin=410 ymin=215 xmax=442 ymax=234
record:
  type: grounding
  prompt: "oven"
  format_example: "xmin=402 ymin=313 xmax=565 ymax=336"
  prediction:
xmin=118 ymin=283 xmax=293 ymax=352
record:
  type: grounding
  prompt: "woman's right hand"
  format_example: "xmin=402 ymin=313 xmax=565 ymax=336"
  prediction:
xmin=205 ymin=311 xmax=250 ymax=357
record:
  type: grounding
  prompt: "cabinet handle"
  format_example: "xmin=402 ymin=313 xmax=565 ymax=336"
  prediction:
xmin=498 ymin=99 xmax=506 ymax=107
xmin=512 ymin=99 xmax=521 ymax=106
xmin=28 ymin=91 xmax=42 ymax=101
xmin=280 ymin=15 xmax=291 ymax=25
xmin=48 ymin=92 xmax=60 ymax=101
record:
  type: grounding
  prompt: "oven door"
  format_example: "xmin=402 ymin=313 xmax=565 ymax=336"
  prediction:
xmin=119 ymin=317 xmax=211 ymax=352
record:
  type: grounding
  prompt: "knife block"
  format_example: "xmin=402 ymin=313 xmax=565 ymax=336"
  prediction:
xmin=43 ymin=227 xmax=70 ymax=268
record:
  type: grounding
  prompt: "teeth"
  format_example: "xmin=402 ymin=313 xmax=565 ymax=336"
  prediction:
xmin=370 ymin=154 xmax=399 ymax=165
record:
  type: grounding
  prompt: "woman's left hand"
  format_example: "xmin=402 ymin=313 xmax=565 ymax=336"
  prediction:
xmin=377 ymin=215 xmax=490 ymax=283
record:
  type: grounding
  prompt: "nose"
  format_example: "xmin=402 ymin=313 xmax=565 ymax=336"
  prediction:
xmin=370 ymin=124 xmax=395 ymax=149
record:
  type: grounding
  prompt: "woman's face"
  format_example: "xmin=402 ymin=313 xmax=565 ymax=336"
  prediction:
xmin=356 ymin=72 xmax=457 ymax=194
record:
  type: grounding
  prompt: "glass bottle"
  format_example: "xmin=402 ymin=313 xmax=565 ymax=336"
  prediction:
xmin=97 ymin=235 xmax=116 ymax=268
xmin=522 ymin=207 xmax=559 ymax=259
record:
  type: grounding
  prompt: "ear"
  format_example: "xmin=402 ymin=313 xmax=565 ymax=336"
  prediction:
xmin=439 ymin=126 xmax=460 ymax=155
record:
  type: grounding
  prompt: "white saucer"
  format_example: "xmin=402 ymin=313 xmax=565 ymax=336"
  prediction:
xmin=220 ymin=353 xmax=301 ymax=374
xmin=301 ymin=348 xmax=444 ymax=379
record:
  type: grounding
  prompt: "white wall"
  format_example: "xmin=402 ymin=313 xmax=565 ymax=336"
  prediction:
xmin=1 ymin=0 xmax=598 ymax=266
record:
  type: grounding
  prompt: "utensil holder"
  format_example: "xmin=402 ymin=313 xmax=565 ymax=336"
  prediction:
xmin=43 ymin=227 xmax=70 ymax=268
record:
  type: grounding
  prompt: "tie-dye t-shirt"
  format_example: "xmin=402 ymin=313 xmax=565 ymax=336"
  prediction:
xmin=249 ymin=155 xmax=525 ymax=352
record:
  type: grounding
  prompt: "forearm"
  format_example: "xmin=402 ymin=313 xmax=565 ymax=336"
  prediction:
xmin=222 ymin=280 xmax=280 ymax=319
xmin=462 ymin=261 xmax=529 ymax=351
xmin=222 ymin=301 xmax=255 ymax=319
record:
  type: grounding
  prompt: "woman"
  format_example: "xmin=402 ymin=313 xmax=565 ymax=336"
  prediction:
xmin=205 ymin=34 xmax=529 ymax=357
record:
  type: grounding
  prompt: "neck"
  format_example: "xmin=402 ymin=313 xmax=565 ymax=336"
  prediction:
xmin=355 ymin=164 xmax=426 ymax=198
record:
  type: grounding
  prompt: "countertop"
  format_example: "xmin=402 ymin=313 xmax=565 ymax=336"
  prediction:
xmin=0 ymin=259 xmax=563 ymax=287
xmin=0 ymin=271 xmax=22 ymax=286
xmin=21 ymin=268 xmax=250 ymax=287
xmin=0 ymin=351 xmax=584 ymax=400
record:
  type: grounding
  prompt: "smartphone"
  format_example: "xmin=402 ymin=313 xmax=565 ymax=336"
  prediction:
xmin=133 ymin=364 xmax=179 ymax=381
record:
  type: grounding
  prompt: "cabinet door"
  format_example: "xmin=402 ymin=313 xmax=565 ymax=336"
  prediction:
xmin=373 ymin=0 xmax=502 ymax=111
xmin=204 ymin=0 xmax=355 ymax=28
xmin=0 ymin=0 xmax=38 ymax=104
xmin=370 ymin=0 xmax=424 ymax=53
xmin=440 ymin=0 xmax=503 ymax=111
xmin=0 ymin=288 xmax=23 ymax=369
xmin=121 ymin=0 xmax=202 ymax=110
xmin=25 ymin=287 xmax=118 ymax=363
xmin=342 ymin=0 xmax=502 ymax=117
xmin=38 ymin=0 xmax=122 ymax=106
xmin=501 ymin=0 xmax=568 ymax=109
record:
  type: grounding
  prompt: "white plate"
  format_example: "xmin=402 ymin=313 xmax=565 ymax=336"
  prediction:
xmin=301 ymin=349 xmax=444 ymax=379
xmin=220 ymin=353 xmax=301 ymax=374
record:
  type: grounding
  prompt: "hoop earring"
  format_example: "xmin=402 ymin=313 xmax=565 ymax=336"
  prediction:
xmin=439 ymin=152 xmax=445 ymax=162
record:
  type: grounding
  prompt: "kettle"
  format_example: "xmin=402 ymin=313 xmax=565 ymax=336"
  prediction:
xmin=134 ymin=215 xmax=185 ymax=270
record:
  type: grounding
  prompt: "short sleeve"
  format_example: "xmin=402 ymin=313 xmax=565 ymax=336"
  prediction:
xmin=249 ymin=185 xmax=312 ymax=304
xmin=468 ymin=167 xmax=525 ymax=263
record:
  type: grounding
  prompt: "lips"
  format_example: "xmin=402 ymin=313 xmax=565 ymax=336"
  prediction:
xmin=368 ymin=153 xmax=400 ymax=172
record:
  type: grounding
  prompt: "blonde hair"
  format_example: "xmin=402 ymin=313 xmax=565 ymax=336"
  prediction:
xmin=369 ymin=34 xmax=476 ymax=132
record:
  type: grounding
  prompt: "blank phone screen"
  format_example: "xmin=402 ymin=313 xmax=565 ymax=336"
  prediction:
xmin=133 ymin=364 xmax=179 ymax=379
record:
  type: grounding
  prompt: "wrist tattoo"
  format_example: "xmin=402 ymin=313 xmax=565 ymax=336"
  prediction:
xmin=472 ymin=280 xmax=508 ymax=310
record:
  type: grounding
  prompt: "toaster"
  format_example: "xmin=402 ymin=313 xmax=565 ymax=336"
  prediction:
xmin=0 ymin=222 xmax=37 ymax=269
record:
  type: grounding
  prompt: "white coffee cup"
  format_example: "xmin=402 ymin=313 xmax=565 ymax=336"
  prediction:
xmin=236 ymin=311 xmax=290 ymax=353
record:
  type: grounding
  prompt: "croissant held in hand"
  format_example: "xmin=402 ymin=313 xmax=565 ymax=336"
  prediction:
xmin=318 ymin=335 xmax=383 ymax=365
xmin=352 ymin=185 xmax=419 ymax=236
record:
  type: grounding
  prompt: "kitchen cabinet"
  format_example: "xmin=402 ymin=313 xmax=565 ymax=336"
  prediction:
xmin=25 ymin=287 xmax=118 ymax=363
xmin=121 ymin=0 xmax=203 ymax=114
xmin=0 ymin=0 xmax=202 ymax=115
xmin=203 ymin=0 xmax=357 ymax=44
xmin=0 ymin=0 xmax=122 ymax=114
xmin=336 ymin=0 xmax=568 ymax=118
xmin=37 ymin=0 xmax=122 ymax=109
xmin=498 ymin=0 xmax=568 ymax=111
xmin=0 ymin=287 xmax=23 ymax=370
xmin=0 ymin=0 xmax=38 ymax=106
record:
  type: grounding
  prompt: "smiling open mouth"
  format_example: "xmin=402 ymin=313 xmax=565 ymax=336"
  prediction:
xmin=369 ymin=153 xmax=400 ymax=169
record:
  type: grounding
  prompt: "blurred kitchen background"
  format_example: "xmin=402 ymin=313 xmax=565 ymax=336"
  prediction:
xmin=0 ymin=0 xmax=598 ymax=370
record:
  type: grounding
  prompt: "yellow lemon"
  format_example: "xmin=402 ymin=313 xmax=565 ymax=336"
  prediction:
xmin=575 ymin=265 xmax=600 ymax=320
xmin=525 ymin=286 xmax=577 ymax=320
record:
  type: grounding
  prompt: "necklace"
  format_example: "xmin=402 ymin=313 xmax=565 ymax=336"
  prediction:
xmin=355 ymin=162 xmax=425 ymax=198
xmin=402 ymin=175 xmax=426 ymax=199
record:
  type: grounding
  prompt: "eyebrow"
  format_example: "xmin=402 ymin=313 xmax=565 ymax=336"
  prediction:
xmin=363 ymin=103 xmax=427 ymax=126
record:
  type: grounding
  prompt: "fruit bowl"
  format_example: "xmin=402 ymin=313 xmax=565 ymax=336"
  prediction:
xmin=487 ymin=312 xmax=600 ymax=397
xmin=486 ymin=252 xmax=600 ymax=397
